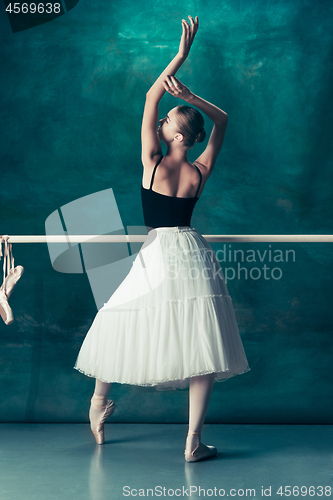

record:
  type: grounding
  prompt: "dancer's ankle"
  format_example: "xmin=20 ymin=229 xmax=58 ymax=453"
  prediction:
xmin=188 ymin=429 xmax=201 ymax=436
xmin=186 ymin=430 xmax=201 ymax=452
xmin=91 ymin=394 xmax=107 ymax=407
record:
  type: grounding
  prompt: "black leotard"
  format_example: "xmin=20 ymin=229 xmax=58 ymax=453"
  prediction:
xmin=141 ymin=155 xmax=202 ymax=229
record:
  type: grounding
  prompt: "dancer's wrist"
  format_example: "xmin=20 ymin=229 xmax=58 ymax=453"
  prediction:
xmin=176 ymin=52 xmax=187 ymax=63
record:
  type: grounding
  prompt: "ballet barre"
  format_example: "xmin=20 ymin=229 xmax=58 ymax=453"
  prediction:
xmin=1 ymin=235 xmax=332 ymax=243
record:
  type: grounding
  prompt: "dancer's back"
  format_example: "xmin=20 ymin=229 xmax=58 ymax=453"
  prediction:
xmin=141 ymin=155 xmax=204 ymax=229
xmin=142 ymin=155 xmax=208 ymax=199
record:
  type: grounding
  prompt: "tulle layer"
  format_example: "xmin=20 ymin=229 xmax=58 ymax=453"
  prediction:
xmin=73 ymin=226 xmax=250 ymax=390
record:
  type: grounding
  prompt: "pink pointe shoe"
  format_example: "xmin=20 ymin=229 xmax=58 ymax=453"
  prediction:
xmin=1 ymin=265 xmax=24 ymax=299
xmin=89 ymin=397 xmax=115 ymax=445
xmin=0 ymin=288 xmax=14 ymax=325
xmin=184 ymin=430 xmax=217 ymax=462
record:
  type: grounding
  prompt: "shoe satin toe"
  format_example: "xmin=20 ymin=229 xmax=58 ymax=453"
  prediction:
xmin=0 ymin=288 xmax=14 ymax=325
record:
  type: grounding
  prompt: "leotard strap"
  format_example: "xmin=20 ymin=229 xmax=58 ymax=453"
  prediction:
xmin=149 ymin=155 xmax=163 ymax=190
xmin=193 ymin=164 xmax=202 ymax=198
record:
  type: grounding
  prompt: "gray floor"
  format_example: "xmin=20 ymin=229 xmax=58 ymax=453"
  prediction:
xmin=0 ymin=424 xmax=332 ymax=499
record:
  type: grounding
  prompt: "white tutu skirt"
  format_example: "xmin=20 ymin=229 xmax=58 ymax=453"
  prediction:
xmin=73 ymin=226 xmax=250 ymax=390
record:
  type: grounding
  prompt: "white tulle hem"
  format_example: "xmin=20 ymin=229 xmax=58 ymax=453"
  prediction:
xmin=73 ymin=366 xmax=251 ymax=391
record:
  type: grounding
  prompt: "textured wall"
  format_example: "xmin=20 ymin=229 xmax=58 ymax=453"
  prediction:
xmin=0 ymin=0 xmax=332 ymax=423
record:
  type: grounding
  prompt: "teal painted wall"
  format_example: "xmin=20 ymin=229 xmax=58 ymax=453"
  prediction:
xmin=0 ymin=0 xmax=332 ymax=423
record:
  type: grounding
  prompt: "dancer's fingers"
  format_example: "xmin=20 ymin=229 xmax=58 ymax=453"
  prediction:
xmin=169 ymin=76 xmax=182 ymax=94
xmin=194 ymin=16 xmax=199 ymax=34
xmin=170 ymin=76 xmax=181 ymax=90
xmin=162 ymin=81 xmax=172 ymax=92
xmin=163 ymin=79 xmax=175 ymax=95
xmin=165 ymin=75 xmax=174 ymax=87
xmin=188 ymin=15 xmax=195 ymax=32
xmin=182 ymin=18 xmax=190 ymax=36
xmin=162 ymin=81 xmax=171 ymax=92
xmin=188 ymin=15 xmax=198 ymax=37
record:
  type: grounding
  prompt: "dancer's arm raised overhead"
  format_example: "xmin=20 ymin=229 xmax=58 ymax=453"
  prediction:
xmin=163 ymin=76 xmax=228 ymax=177
xmin=141 ymin=16 xmax=199 ymax=168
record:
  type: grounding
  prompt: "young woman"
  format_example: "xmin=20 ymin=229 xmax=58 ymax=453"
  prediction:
xmin=74 ymin=16 xmax=250 ymax=462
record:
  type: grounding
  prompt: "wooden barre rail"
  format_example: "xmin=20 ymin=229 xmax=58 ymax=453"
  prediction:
xmin=1 ymin=235 xmax=333 ymax=243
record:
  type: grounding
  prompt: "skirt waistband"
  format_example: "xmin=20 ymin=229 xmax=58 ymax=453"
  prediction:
xmin=148 ymin=226 xmax=196 ymax=234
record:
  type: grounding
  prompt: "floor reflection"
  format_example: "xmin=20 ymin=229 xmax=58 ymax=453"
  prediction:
xmin=89 ymin=445 xmax=105 ymax=500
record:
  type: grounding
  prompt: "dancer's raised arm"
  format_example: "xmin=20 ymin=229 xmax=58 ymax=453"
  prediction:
xmin=141 ymin=16 xmax=198 ymax=166
xmin=162 ymin=75 xmax=228 ymax=175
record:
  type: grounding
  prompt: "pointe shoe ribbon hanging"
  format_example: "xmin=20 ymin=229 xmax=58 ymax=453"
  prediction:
xmin=0 ymin=235 xmax=14 ymax=286
xmin=0 ymin=235 xmax=24 ymax=325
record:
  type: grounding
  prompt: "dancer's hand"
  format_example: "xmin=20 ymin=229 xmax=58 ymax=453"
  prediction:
xmin=162 ymin=76 xmax=193 ymax=102
xmin=178 ymin=16 xmax=199 ymax=59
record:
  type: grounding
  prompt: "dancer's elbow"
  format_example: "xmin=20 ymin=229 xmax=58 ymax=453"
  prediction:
xmin=215 ymin=112 xmax=228 ymax=126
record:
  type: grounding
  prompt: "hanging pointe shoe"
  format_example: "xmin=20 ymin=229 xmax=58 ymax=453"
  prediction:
xmin=0 ymin=288 xmax=14 ymax=325
xmin=1 ymin=265 xmax=24 ymax=300
xmin=184 ymin=430 xmax=217 ymax=462
xmin=89 ymin=396 xmax=115 ymax=445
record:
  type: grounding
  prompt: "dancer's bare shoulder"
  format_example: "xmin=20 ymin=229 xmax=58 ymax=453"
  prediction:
xmin=191 ymin=160 xmax=210 ymax=198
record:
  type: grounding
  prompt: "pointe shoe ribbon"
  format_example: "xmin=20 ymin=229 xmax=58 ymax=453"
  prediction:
xmin=0 ymin=236 xmax=15 ymax=325
xmin=89 ymin=398 xmax=115 ymax=445
xmin=0 ymin=235 xmax=24 ymax=300
xmin=0 ymin=235 xmax=14 ymax=288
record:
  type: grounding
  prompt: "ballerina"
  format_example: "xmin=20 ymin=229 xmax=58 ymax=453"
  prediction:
xmin=74 ymin=15 xmax=250 ymax=462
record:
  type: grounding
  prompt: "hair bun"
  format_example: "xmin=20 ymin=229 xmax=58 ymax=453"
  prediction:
xmin=195 ymin=128 xmax=206 ymax=143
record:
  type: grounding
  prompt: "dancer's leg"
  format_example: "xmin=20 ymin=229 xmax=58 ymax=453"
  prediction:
xmin=186 ymin=373 xmax=215 ymax=452
xmin=94 ymin=378 xmax=112 ymax=400
xmin=89 ymin=378 xmax=112 ymax=432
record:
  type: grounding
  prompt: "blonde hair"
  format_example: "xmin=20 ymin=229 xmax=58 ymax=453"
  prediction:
xmin=176 ymin=106 xmax=206 ymax=148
